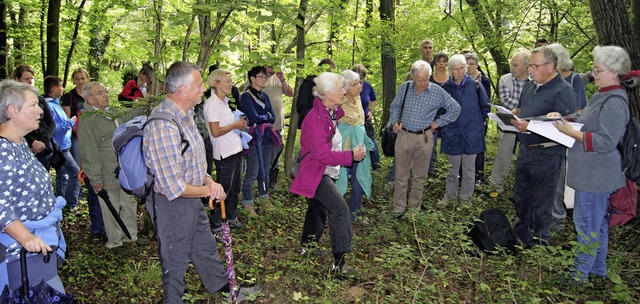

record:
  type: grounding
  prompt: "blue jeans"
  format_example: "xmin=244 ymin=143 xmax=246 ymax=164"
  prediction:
xmin=386 ymin=158 xmax=396 ymax=183
xmin=242 ymin=140 xmax=273 ymax=205
xmin=55 ymin=149 xmax=80 ymax=208
xmin=347 ymin=162 xmax=365 ymax=221
xmin=84 ymin=177 xmax=105 ymax=235
xmin=572 ymin=190 xmax=610 ymax=282
xmin=513 ymin=145 xmax=564 ymax=246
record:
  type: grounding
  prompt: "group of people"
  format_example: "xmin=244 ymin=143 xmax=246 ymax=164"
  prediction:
xmin=0 ymin=36 xmax=636 ymax=302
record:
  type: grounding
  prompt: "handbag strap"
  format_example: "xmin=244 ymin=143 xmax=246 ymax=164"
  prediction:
xmin=398 ymin=82 xmax=411 ymax=124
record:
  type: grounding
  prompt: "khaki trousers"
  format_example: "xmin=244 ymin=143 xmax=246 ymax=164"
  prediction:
xmin=100 ymin=186 xmax=139 ymax=248
xmin=489 ymin=132 xmax=517 ymax=192
xmin=393 ymin=130 xmax=434 ymax=213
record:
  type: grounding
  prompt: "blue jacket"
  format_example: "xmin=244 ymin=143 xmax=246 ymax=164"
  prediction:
xmin=440 ymin=75 xmax=491 ymax=155
xmin=46 ymin=97 xmax=75 ymax=150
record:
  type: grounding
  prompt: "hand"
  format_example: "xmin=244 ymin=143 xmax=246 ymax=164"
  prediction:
xmin=553 ymin=119 xmax=574 ymax=135
xmin=21 ymin=234 xmax=52 ymax=256
xmin=235 ymin=119 xmax=248 ymax=130
xmin=430 ymin=121 xmax=439 ymax=132
xmin=92 ymin=183 xmax=104 ymax=192
xmin=511 ymin=119 xmax=529 ymax=132
xmin=511 ymin=108 xmax=522 ymax=116
xmin=366 ymin=112 xmax=372 ymax=120
xmin=206 ymin=178 xmax=226 ymax=201
xmin=31 ymin=140 xmax=46 ymax=153
xmin=71 ymin=116 xmax=78 ymax=122
xmin=547 ymin=112 xmax=561 ymax=118
xmin=276 ymin=71 xmax=285 ymax=81
xmin=352 ymin=145 xmax=366 ymax=162
xmin=392 ymin=122 xmax=402 ymax=133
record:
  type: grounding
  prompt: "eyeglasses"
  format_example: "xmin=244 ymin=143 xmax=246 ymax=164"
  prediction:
xmin=254 ymin=75 xmax=268 ymax=79
xmin=528 ymin=62 xmax=550 ymax=70
xmin=592 ymin=67 xmax=609 ymax=75
xmin=451 ymin=67 xmax=466 ymax=72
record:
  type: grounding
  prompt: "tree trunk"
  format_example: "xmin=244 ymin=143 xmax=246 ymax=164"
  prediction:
xmin=0 ymin=0 xmax=7 ymax=79
xmin=13 ymin=6 xmax=28 ymax=62
xmin=379 ymin=0 xmax=396 ymax=126
xmin=45 ymin=0 xmax=61 ymax=77
xmin=39 ymin=0 xmax=45 ymax=73
xmin=62 ymin=0 xmax=87 ymax=87
xmin=283 ymin=0 xmax=307 ymax=177
xmin=589 ymin=0 xmax=640 ymax=118
xmin=152 ymin=0 xmax=162 ymax=95
xmin=464 ymin=0 xmax=509 ymax=77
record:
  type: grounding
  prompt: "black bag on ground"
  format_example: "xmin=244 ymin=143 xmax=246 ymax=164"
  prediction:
xmin=467 ymin=208 xmax=516 ymax=254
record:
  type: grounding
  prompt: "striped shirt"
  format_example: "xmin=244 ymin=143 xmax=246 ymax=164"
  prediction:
xmin=498 ymin=73 xmax=527 ymax=110
xmin=389 ymin=81 xmax=460 ymax=131
xmin=143 ymin=98 xmax=207 ymax=201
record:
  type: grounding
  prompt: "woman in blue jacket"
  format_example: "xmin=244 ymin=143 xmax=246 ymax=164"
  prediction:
xmin=439 ymin=54 xmax=491 ymax=204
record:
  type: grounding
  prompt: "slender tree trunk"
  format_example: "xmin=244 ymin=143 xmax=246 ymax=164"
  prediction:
xmin=39 ymin=0 xmax=45 ymax=73
xmin=45 ymin=0 xmax=60 ymax=76
xmin=14 ymin=6 xmax=28 ymax=62
xmin=62 ymin=0 xmax=86 ymax=87
xmin=283 ymin=0 xmax=307 ymax=177
xmin=464 ymin=0 xmax=509 ymax=76
xmin=0 ymin=0 xmax=7 ymax=79
xmin=152 ymin=0 xmax=162 ymax=95
xmin=379 ymin=0 xmax=396 ymax=126
xmin=181 ymin=19 xmax=194 ymax=62
xmin=589 ymin=0 xmax=640 ymax=118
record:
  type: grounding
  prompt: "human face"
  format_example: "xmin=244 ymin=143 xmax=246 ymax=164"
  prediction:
xmin=324 ymin=86 xmax=347 ymax=109
xmin=592 ymin=60 xmax=617 ymax=88
xmin=51 ymin=84 xmax=64 ymax=99
xmin=420 ymin=43 xmax=434 ymax=60
xmin=72 ymin=71 xmax=88 ymax=90
xmin=528 ymin=52 xmax=554 ymax=84
xmin=185 ymin=71 xmax=206 ymax=106
xmin=466 ymin=59 xmax=478 ymax=75
xmin=436 ymin=57 xmax=447 ymax=72
xmin=87 ymin=85 xmax=110 ymax=109
xmin=510 ymin=56 xmax=527 ymax=78
xmin=214 ymin=74 xmax=233 ymax=97
xmin=139 ymin=72 xmax=148 ymax=84
xmin=11 ymin=91 xmax=42 ymax=133
xmin=265 ymin=66 xmax=275 ymax=77
xmin=17 ymin=72 xmax=35 ymax=86
xmin=451 ymin=64 xmax=466 ymax=83
xmin=346 ymin=80 xmax=363 ymax=98
xmin=251 ymin=73 xmax=268 ymax=90
xmin=413 ymin=71 xmax=430 ymax=92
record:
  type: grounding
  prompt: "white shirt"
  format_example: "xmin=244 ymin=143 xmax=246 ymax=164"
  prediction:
xmin=203 ymin=93 xmax=243 ymax=160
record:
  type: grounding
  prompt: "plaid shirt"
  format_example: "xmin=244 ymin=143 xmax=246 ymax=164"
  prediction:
xmin=143 ymin=98 xmax=207 ymax=201
xmin=498 ymin=73 xmax=528 ymax=110
xmin=390 ymin=81 xmax=460 ymax=131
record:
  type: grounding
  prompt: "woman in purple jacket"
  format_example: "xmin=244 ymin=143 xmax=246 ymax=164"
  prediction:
xmin=290 ymin=72 xmax=365 ymax=277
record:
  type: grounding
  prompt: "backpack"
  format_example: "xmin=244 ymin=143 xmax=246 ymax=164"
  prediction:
xmin=296 ymin=75 xmax=316 ymax=129
xmin=112 ymin=112 xmax=189 ymax=198
xmin=467 ymin=208 xmax=516 ymax=254
xmin=618 ymin=117 xmax=640 ymax=182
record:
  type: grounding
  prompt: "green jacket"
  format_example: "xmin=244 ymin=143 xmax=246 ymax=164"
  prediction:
xmin=336 ymin=123 xmax=374 ymax=198
xmin=78 ymin=103 xmax=146 ymax=187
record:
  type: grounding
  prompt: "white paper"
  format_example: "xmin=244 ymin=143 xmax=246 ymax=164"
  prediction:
xmin=488 ymin=113 xmax=519 ymax=132
xmin=526 ymin=120 xmax=583 ymax=148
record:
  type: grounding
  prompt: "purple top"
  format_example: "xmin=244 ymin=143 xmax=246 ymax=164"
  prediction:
xmin=359 ymin=81 xmax=377 ymax=117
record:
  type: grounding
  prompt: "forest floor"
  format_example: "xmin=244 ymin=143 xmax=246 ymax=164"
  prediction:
xmin=57 ymin=131 xmax=640 ymax=303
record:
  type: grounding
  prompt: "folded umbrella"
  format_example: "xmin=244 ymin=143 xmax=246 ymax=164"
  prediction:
xmin=82 ymin=174 xmax=132 ymax=241
xmin=208 ymin=197 xmax=237 ymax=303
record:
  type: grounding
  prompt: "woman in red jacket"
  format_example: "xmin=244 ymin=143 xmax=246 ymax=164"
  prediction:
xmin=290 ymin=72 xmax=365 ymax=277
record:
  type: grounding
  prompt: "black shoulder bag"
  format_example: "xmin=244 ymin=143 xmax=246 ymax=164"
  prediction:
xmin=380 ymin=83 xmax=410 ymax=157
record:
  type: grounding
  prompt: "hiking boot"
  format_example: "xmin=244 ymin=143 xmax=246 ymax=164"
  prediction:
xmin=395 ymin=212 xmax=405 ymax=220
xmin=261 ymin=200 xmax=274 ymax=210
xmin=331 ymin=264 xmax=356 ymax=279
xmin=243 ymin=205 xmax=258 ymax=217
xmin=437 ymin=195 xmax=449 ymax=207
xmin=135 ymin=237 xmax=150 ymax=246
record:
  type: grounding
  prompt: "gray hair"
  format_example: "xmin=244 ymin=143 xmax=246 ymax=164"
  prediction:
xmin=464 ymin=52 xmax=479 ymax=63
xmin=593 ymin=45 xmax=631 ymax=76
xmin=351 ymin=64 xmax=368 ymax=79
xmin=165 ymin=61 xmax=202 ymax=94
xmin=532 ymin=46 xmax=558 ymax=69
xmin=410 ymin=60 xmax=432 ymax=78
xmin=512 ymin=51 xmax=530 ymax=65
xmin=448 ymin=54 xmax=467 ymax=71
xmin=0 ymin=80 xmax=39 ymax=124
xmin=547 ymin=43 xmax=573 ymax=72
xmin=82 ymin=81 xmax=103 ymax=98
xmin=313 ymin=72 xmax=344 ymax=99
xmin=340 ymin=70 xmax=360 ymax=91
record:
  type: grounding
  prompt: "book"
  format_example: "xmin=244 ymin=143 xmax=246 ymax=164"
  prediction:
xmin=526 ymin=120 xmax=583 ymax=148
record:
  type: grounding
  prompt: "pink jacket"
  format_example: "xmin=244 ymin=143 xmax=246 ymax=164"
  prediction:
xmin=290 ymin=97 xmax=353 ymax=198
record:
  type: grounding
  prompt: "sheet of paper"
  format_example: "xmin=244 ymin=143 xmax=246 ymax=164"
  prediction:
xmin=526 ymin=120 xmax=583 ymax=148
xmin=488 ymin=113 xmax=520 ymax=132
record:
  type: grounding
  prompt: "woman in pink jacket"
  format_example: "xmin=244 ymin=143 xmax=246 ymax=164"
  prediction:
xmin=290 ymin=72 xmax=365 ymax=277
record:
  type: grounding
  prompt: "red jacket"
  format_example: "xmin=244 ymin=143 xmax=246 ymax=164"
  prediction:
xmin=118 ymin=79 xmax=144 ymax=101
xmin=290 ymin=97 xmax=353 ymax=198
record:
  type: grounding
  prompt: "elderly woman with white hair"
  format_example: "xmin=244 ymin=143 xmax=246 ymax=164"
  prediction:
xmin=291 ymin=72 xmax=366 ymax=277
xmin=551 ymin=45 xmax=633 ymax=284
xmin=547 ymin=43 xmax=588 ymax=111
xmin=439 ymin=54 xmax=491 ymax=205
xmin=0 ymin=80 xmax=68 ymax=293
xmin=336 ymin=70 xmax=373 ymax=223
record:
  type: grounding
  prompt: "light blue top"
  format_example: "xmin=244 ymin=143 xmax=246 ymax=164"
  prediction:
xmin=46 ymin=97 xmax=75 ymax=150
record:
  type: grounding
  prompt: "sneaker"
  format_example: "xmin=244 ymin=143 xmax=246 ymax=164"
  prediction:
xmin=243 ymin=205 xmax=258 ymax=217
xmin=135 ymin=237 xmax=150 ymax=246
xmin=331 ymin=264 xmax=356 ymax=279
xmin=437 ymin=195 xmax=449 ymax=207
xmin=395 ymin=212 xmax=405 ymax=220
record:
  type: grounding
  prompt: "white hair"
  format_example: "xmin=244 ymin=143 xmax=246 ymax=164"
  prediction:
xmin=448 ymin=54 xmax=467 ymax=72
xmin=313 ymin=72 xmax=344 ymax=100
xmin=410 ymin=60 xmax=432 ymax=78
xmin=340 ymin=70 xmax=360 ymax=91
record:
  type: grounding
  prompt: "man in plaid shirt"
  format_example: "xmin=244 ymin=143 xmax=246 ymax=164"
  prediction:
xmin=488 ymin=51 xmax=530 ymax=197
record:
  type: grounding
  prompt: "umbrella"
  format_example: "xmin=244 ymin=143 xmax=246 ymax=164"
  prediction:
xmin=253 ymin=124 xmax=267 ymax=194
xmin=0 ymin=249 xmax=74 ymax=303
xmin=208 ymin=197 xmax=237 ymax=303
xmin=81 ymin=173 xmax=132 ymax=241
